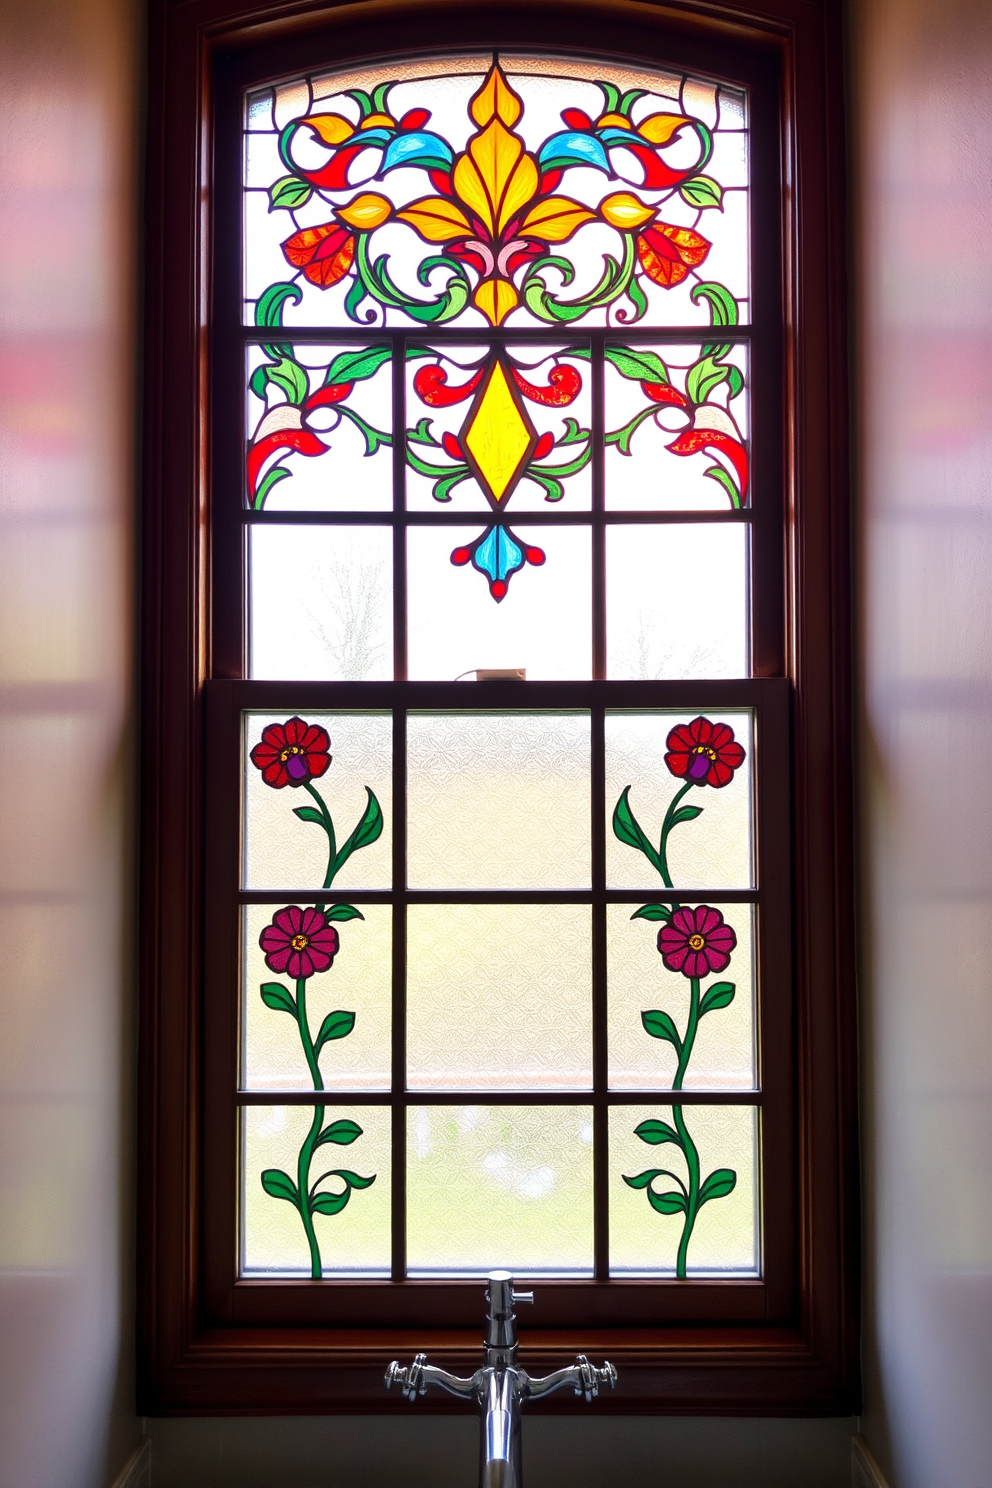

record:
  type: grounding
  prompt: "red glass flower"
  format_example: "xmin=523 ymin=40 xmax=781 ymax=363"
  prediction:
xmin=281 ymin=222 xmax=356 ymax=288
xmin=250 ymin=717 xmax=331 ymax=789
xmin=260 ymin=906 xmax=340 ymax=980
xmin=658 ymin=905 xmax=736 ymax=979
xmin=665 ymin=716 xmax=745 ymax=788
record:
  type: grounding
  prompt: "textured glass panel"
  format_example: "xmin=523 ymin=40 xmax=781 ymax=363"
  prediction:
xmin=249 ymin=524 xmax=392 ymax=680
xmin=243 ymin=57 xmax=748 ymax=330
xmin=406 ymin=1104 xmax=594 ymax=1275
xmin=407 ymin=712 xmax=590 ymax=889
xmin=246 ymin=344 xmax=392 ymax=511
xmin=242 ymin=1103 xmax=390 ymax=1276
xmin=406 ymin=344 xmax=591 ymax=513
xmin=407 ymin=525 xmax=591 ymax=679
xmin=407 ymin=904 xmax=592 ymax=1090
xmin=606 ymin=524 xmax=748 ymax=679
xmin=605 ymin=343 xmax=749 ymax=511
xmin=243 ymin=710 xmax=392 ymax=890
xmin=242 ymin=903 xmax=391 ymax=1091
xmin=609 ymin=1104 xmax=758 ymax=1276
xmin=605 ymin=710 xmax=753 ymax=888
xmin=607 ymin=902 xmax=755 ymax=1090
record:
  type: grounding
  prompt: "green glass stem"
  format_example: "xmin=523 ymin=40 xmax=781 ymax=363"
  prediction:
xmin=658 ymin=779 xmax=694 ymax=890
xmin=673 ymin=976 xmax=700 ymax=1090
xmin=303 ymin=781 xmax=337 ymax=899
xmin=672 ymin=1103 xmax=701 ymax=1280
xmin=294 ymin=974 xmax=324 ymax=1279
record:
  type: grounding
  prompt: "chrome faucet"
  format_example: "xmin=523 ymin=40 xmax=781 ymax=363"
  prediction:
xmin=385 ymin=1270 xmax=616 ymax=1488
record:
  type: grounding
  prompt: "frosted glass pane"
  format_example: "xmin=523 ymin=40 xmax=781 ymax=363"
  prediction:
xmin=241 ymin=1104 xmax=390 ymax=1276
xmin=605 ymin=344 xmax=749 ymax=511
xmin=406 ymin=1105 xmax=593 ymax=1275
xmin=607 ymin=903 xmax=755 ymax=1090
xmin=242 ymin=903 xmax=391 ymax=1091
xmin=606 ymin=524 xmax=748 ymax=679
xmin=249 ymin=524 xmax=392 ymax=680
xmin=605 ymin=710 xmax=753 ymax=888
xmin=243 ymin=711 xmax=392 ymax=890
xmin=406 ymin=345 xmax=591 ymax=513
xmin=609 ymin=1104 xmax=758 ymax=1276
xmin=407 ymin=904 xmax=592 ymax=1090
xmin=407 ymin=525 xmax=591 ymax=680
xmin=246 ymin=343 xmax=393 ymax=512
xmin=406 ymin=712 xmax=591 ymax=889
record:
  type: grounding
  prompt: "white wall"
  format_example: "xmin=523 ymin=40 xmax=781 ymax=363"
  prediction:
xmin=856 ymin=0 xmax=992 ymax=1485
xmin=0 ymin=0 xmax=138 ymax=1484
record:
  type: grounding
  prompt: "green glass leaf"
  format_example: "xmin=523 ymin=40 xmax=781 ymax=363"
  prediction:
xmin=337 ymin=405 xmax=392 ymax=456
xmin=334 ymin=1169 xmax=376 ymax=1189
xmin=345 ymin=87 xmax=375 ymax=119
xmin=260 ymin=981 xmax=297 ymax=1017
xmin=351 ymin=788 xmax=384 ymax=851
xmin=648 ymin=1188 xmax=688 ymax=1216
xmin=325 ymin=345 xmax=390 ymax=386
xmin=618 ymin=87 xmax=647 ymax=117
xmin=261 ymin=1168 xmax=300 ymax=1208
xmin=625 ymin=272 xmax=648 ymax=322
xmin=679 ymin=174 xmax=724 ymax=210
xmin=559 ymin=417 xmax=589 ymax=446
xmin=314 ymin=1010 xmax=356 ymax=1053
xmin=698 ymin=1167 xmax=737 ymax=1205
xmin=605 ymin=404 xmax=657 ymax=457
xmin=269 ymin=174 xmax=313 ymax=211
xmin=252 ymin=465 xmax=290 ymax=510
xmin=612 ymin=786 xmax=663 ymax=877
xmin=256 ymin=281 xmax=302 ymax=329
xmin=310 ymin=1189 xmax=350 ymax=1216
xmin=699 ymin=981 xmax=735 ymax=1016
xmin=687 ymin=355 xmax=730 ymax=407
xmin=293 ymin=805 xmax=325 ymax=824
xmin=691 ymin=281 xmax=739 ymax=328
xmin=344 ymin=274 xmax=369 ymax=322
xmin=408 ymin=416 xmax=438 ymax=447
xmin=634 ymin=1118 xmax=681 ymax=1147
xmin=631 ymin=903 xmax=672 ymax=922
xmin=623 ymin=1168 xmax=666 ymax=1190
xmin=641 ymin=1009 xmax=682 ymax=1050
xmin=605 ymin=346 xmax=670 ymax=384
xmin=726 ymin=365 xmax=745 ymax=398
xmin=324 ymin=903 xmax=365 ymax=922
xmin=433 ymin=470 xmax=472 ymax=503
xmin=668 ymin=804 xmax=704 ymax=827
xmin=704 ymin=463 xmax=743 ymax=508
xmin=315 ymin=1118 xmax=363 ymax=1148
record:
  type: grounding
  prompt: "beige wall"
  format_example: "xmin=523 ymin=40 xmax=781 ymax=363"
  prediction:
xmin=0 ymin=0 xmax=138 ymax=1484
xmin=855 ymin=0 xmax=992 ymax=1485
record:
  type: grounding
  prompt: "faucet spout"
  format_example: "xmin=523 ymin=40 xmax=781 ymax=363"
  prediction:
xmin=481 ymin=1367 xmax=520 ymax=1488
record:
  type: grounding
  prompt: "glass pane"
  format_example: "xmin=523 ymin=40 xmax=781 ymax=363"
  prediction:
xmin=407 ymin=524 xmax=591 ymax=678
xmin=243 ymin=57 xmax=748 ymax=330
xmin=241 ymin=1103 xmax=390 ymax=1276
xmin=242 ymin=903 xmax=391 ymax=1091
xmin=605 ymin=710 xmax=753 ymax=888
xmin=246 ymin=343 xmax=392 ymax=511
xmin=249 ymin=524 xmax=392 ymax=680
xmin=406 ymin=344 xmax=591 ymax=513
xmin=406 ymin=904 xmax=592 ymax=1090
xmin=243 ymin=710 xmax=392 ymax=890
xmin=607 ymin=902 xmax=755 ymax=1090
xmin=606 ymin=524 xmax=748 ymax=679
xmin=406 ymin=712 xmax=591 ymax=889
xmin=605 ymin=342 xmax=749 ymax=510
xmin=406 ymin=1104 xmax=593 ymax=1275
xmin=609 ymin=1104 xmax=758 ymax=1276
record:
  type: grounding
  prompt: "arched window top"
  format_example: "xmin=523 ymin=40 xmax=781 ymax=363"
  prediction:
xmin=244 ymin=54 xmax=749 ymax=332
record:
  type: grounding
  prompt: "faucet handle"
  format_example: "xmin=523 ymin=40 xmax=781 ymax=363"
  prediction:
xmin=487 ymin=1270 xmax=534 ymax=1317
xmin=574 ymin=1355 xmax=617 ymax=1403
xmin=514 ymin=1288 xmax=534 ymax=1306
xmin=385 ymin=1352 xmax=427 ymax=1401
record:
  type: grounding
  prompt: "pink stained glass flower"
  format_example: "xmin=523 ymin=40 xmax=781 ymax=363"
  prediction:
xmin=260 ymin=906 xmax=340 ymax=980
xmin=658 ymin=905 xmax=736 ymax=979
xmin=250 ymin=716 xmax=331 ymax=788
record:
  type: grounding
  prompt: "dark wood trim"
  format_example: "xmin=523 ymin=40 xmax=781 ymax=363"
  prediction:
xmin=140 ymin=0 xmax=857 ymax=1414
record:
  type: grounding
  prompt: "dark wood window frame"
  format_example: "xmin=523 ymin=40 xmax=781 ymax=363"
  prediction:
xmin=140 ymin=0 xmax=856 ymax=1414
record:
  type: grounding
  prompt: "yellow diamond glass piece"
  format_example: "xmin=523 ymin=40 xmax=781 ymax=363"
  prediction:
xmin=462 ymin=358 xmax=535 ymax=504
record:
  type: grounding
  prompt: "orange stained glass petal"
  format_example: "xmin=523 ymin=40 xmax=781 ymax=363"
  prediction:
xmin=521 ymin=196 xmax=597 ymax=242
xmin=469 ymin=61 xmax=523 ymax=128
xmin=473 ymin=278 xmax=518 ymax=327
xmin=396 ymin=196 xmax=473 ymax=243
xmin=462 ymin=357 xmax=536 ymax=504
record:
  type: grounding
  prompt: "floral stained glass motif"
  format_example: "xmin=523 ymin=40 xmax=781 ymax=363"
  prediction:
xmin=245 ymin=716 xmax=385 ymax=1278
xmin=244 ymin=58 xmax=748 ymax=332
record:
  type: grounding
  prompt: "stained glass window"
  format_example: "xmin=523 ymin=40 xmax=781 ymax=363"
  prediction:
xmin=231 ymin=52 xmax=772 ymax=1284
